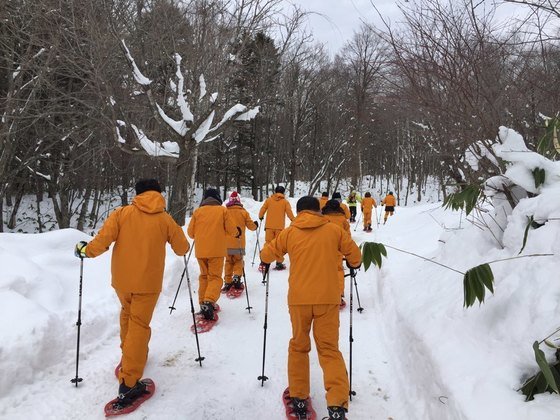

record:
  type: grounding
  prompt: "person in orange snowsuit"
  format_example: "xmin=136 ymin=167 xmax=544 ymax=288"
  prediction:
xmin=187 ymin=188 xmax=238 ymax=320
xmin=331 ymin=191 xmax=351 ymax=220
xmin=74 ymin=179 xmax=189 ymax=409
xmin=260 ymin=196 xmax=361 ymax=420
xmin=222 ymin=191 xmax=258 ymax=291
xmin=381 ymin=192 xmax=397 ymax=224
xmin=258 ymin=185 xmax=295 ymax=270
xmin=322 ymin=199 xmax=351 ymax=308
xmin=361 ymin=192 xmax=376 ymax=232
xmin=319 ymin=191 xmax=329 ymax=210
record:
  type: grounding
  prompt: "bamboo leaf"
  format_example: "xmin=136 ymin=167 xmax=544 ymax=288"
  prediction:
xmin=477 ymin=264 xmax=495 ymax=294
xmin=533 ymin=341 xmax=560 ymax=394
xmin=519 ymin=216 xmax=534 ymax=255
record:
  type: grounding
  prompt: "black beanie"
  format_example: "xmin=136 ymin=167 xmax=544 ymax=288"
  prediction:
xmin=296 ymin=196 xmax=320 ymax=213
xmin=135 ymin=179 xmax=162 ymax=195
xmin=275 ymin=185 xmax=285 ymax=194
xmin=321 ymin=191 xmax=328 ymax=197
xmin=365 ymin=192 xmax=371 ymax=197
xmin=322 ymin=199 xmax=343 ymax=215
xmin=332 ymin=192 xmax=341 ymax=200
xmin=203 ymin=188 xmax=222 ymax=203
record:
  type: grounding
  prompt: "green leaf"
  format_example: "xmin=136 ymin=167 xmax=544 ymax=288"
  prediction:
xmin=533 ymin=341 xmax=560 ymax=394
xmin=532 ymin=168 xmax=546 ymax=189
xmin=519 ymin=216 xmax=534 ymax=255
xmin=360 ymin=242 xmax=388 ymax=271
xmin=477 ymin=264 xmax=494 ymax=294
xmin=463 ymin=264 xmax=495 ymax=308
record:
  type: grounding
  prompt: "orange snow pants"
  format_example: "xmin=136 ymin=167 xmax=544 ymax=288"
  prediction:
xmin=363 ymin=210 xmax=372 ymax=227
xmin=197 ymin=257 xmax=225 ymax=304
xmin=288 ymin=304 xmax=349 ymax=409
xmin=116 ymin=290 xmax=159 ymax=388
xmin=265 ymin=228 xmax=284 ymax=263
xmin=224 ymin=254 xmax=244 ymax=284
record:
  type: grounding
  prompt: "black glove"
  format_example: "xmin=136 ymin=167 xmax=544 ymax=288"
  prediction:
xmin=346 ymin=261 xmax=361 ymax=271
xmin=259 ymin=217 xmax=264 ymax=221
xmin=236 ymin=226 xmax=242 ymax=238
xmin=253 ymin=220 xmax=259 ymax=229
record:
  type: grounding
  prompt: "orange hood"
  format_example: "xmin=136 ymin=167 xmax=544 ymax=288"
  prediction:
xmin=291 ymin=211 xmax=328 ymax=230
xmin=132 ymin=191 xmax=166 ymax=214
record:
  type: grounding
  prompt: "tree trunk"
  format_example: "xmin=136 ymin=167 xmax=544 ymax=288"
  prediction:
xmin=77 ymin=186 xmax=92 ymax=231
xmin=169 ymin=138 xmax=198 ymax=225
xmin=7 ymin=185 xmax=24 ymax=230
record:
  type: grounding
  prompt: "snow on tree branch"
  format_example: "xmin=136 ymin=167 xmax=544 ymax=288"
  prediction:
xmin=208 ymin=104 xmax=260 ymax=134
xmin=199 ymin=75 xmax=207 ymax=101
xmin=121 ymin=40 xmax=152 ymax=86
xmin=173 ymin=53 xmax=194 ymax=122
xmin=235 ymin=106 xmax=260 ymax=121
xmin=194 ymin=111 xmax=216 ymax=143
xmin=131 ymin=124 xmax=179 ymax=158
xmin=156 ymin=103 xmax=188 ymax=136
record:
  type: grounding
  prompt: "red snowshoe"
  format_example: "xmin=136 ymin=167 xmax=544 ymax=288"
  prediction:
xmin=282 ymin=387 xmax=317 ymax=419
xmin=104 ymin=379 xmax=155 ymax=417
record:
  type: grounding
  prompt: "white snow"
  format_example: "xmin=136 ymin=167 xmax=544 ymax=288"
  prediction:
xmin=199 ymin=75 xmax=207 ymax=101
xmin=173 ymin=53 xmax=194 ymax=123
xmin=130 ymin=124 xmax=179 ymax=158
xmin=121 ymin=40 xmax=152 ymax=86
xmin=193 ymin=111 xmax=215 ymax=143
xmin=1 ymin=189 xmax=559 ymax=419
xmin=235 ymin=106 xmax=260 ymax=121
xmin=156 ymin=103 xmax=188 ymax=136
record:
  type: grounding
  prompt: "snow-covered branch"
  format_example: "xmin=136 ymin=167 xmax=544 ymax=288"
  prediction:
xmin=121 ymin=40 xmax=152 ymax=86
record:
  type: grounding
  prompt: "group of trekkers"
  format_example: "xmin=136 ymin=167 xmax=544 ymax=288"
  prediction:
xmin=73 ymin=179 xmax=397 ymax=420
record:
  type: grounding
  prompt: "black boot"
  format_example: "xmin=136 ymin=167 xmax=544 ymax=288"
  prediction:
xmin=275 ymin=262 xmax=286 ymax=270
xmin=232 ymin=275 xmax=243 ymax=289
xmin=222 ymin=282 xmax=233 ymax=292
xmin=290 ymin=397 xmax=308 ymax=418
xmin=326 ymin=406 xmax=346 ymax=419
xmin=114 ymin=380 xmax=149 ymax=409
xmin=200 ymin=301 xmax=215 ymax=320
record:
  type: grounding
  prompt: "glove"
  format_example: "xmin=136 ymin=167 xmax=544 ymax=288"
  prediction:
xmin=259 ymin=217 xmax=264 ymax=221
xmin=346 ymin=261 xmax=361 ymax=271
xmin=253 ymin=220 xmax=259 ymax=229
xmin=236 ymin=227 xmax=242 ymax=238
xmin=74 ymin=241 xmax=88 ymax=258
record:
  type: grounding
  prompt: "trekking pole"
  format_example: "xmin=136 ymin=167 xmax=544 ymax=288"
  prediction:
xmin=353 ymin=272 xmax=364 ymax=313
xmin=257 ymin=266 xmax=271 ymax=386
xmin=71 ymin=257 xmax=84 ymax=387
xmin=184 ymin=254 xmax=205 ymax=366
xmin=169 ymin=242 xmax=195 ymax=314
xmin=238 ymin=236 xmax=252 ymax=313
xmin=251 ymin=222 xmax=263 ymax=266
xmin=353 ymin=211 xmax=362 ymax=232
xmin=349 ymin=268 xmax=357 ymax=400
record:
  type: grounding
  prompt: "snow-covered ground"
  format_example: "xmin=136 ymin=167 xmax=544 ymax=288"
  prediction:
xmin=1 ymin=195 xmax=559 ymax=419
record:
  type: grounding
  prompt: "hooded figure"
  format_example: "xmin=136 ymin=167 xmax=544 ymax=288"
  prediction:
xmin=222 ymin=191 xmax=258 ymax=291
xmin=258 ymin=185 xmax=295 ymax=270
xmin=260 ymin=196 xmax=361 ymax=419
xmin=74 ymin=178 xmax=189 ymax=411
xmin=188 ymin=188 xmax=238 ymax=320
xmin=361 ymin=192 xmax=377 ymax=232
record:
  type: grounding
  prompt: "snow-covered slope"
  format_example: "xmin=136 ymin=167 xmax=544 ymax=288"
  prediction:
xmin=1 ymin=196 xmax=559 ymax=419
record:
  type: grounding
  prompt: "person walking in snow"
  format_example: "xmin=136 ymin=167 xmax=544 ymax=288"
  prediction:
xmin=319 ymin=191 xmax=329 ymax=210
xmin=258 ymin=185 xmax=295 ymax=271
xmin=222 ymin=191 xmax=258 ymax=291
xmin=332 ymin=192 xmax=351 ymax=220
xmin=381 ymin=192 xmax=397 ymax=224
xmin=322 ymin=199 xmax=351 ymax=308
xmin=361 ymin=192 xmax=376 ymax=232
xmin=260 ymin=196 xmax=361 ymax=420
xmin=74 ymin=179 xmax=189 ymax=411
xmin=346 ymin=190 xmax=362 ymax=223
xmin=187 ymin=188 xmax=238 ymax=320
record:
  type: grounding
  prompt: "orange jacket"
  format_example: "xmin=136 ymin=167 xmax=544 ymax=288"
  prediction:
xmin=319 ymin=196 xmax=328 ymax=210
xmin=260 ymin=211 xmax=361 ymax=305
xmin=324 ymin=213 xmax=351 ymax=235
xmin=382 ymin=194 xmax=396 ymax=206
xmin=225 ymin=204 xmax=257 ymax=251
xmin=188 ymin=198 xmax=238 ymax=258
xmin=86 ymin=191 xmax=189 ymax=293
xmin=361 ymin=197 xmax=376 ymax=212
xmin=258 ymin=193 xmax=295 ymax=230
xmin=340 ymin=202 xmax=351 ymax=219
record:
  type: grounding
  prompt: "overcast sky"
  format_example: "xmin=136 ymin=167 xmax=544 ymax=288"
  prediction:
xmin=282 ymin=0 xmax=532 ymax=55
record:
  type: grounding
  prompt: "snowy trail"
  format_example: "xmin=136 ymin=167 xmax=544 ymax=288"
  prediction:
xmin=5 ymin=201 xmax=528 ymax=420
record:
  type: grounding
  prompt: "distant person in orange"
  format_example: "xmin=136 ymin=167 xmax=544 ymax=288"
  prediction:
xmin=258 ymin=185 xmax=295 ymax=271
xmin=381 ymin=192 xmax=397 ymax=224
xmin=319 ymin=191 xmax=329 ymax=210
xmin=322 ymin=199 xmax=351 ymax=308
xmin=188 ymin=188 xmax=238 ymax=320
xmin=74 ymin=179 xmax=189 ymax=410
xmin=361 ymin=192 xmax=376 ymax=232
xmin=223 ymin=191 xmax=258 ymax=291
xmin=260 ymin=196 xmax=361 ymax=420
xmin=331 ymin=192 xmax=351 ymax=220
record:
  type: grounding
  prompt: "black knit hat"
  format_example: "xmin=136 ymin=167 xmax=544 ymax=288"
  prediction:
xmin=365 ymin=192 xmax=371 ymax=197
xmin=296 ymin=196 xmax=320 ymax=213
xmin=135 ymin=179 xmax=162 ymax=195
xmin=203 ymin=188 xmax=222 ymax=203
xmin=321 ymin=191 xmax=328 ymax=197
xmin=275 ymin=185 xmax=285 ymax=194
xmin=332 ymin=192 xmax=341 ymax=200
xmin=322 ymin=199 xmax=344 ymax=215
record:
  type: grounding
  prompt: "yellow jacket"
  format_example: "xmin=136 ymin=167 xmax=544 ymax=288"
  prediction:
xmin=260 ymin=211 xmax=361 ymax=305
xmin=86 ymin=191 xmax=189 ymax=293
xmin=225 ymin=204 xmax=257 ymax=251
xmin=361 ymin=197 xmax=376 ymax=211
xmin=258 ymin=193 xmax=295 ymax=230
xmin=188 ymin=198 xmax=238 ymax=258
